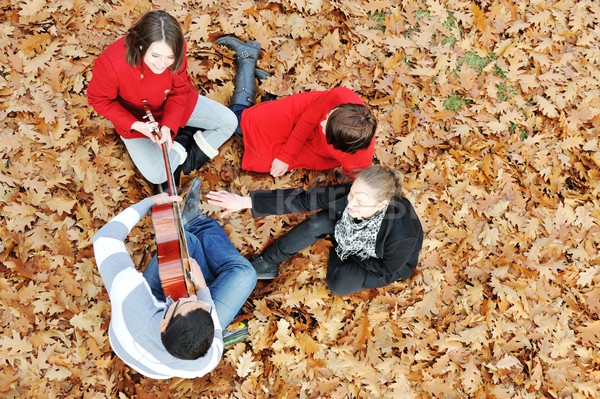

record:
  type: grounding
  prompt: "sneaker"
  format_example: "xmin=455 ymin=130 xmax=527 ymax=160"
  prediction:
xmin=223 ymin=320 xmax=249 ymax=349
xmin=251 ymin=256 xmax=278 ymax=280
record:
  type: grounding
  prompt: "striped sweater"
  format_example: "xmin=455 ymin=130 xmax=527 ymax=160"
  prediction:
xmin=92 ymin=198 xmax=223 ymax=379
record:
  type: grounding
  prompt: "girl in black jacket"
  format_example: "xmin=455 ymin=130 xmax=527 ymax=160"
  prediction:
xmin=207 ymin=166 xmax=423 ymax=295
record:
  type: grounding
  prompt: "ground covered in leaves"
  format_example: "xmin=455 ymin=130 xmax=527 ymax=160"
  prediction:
xmin=1 ymin=0 xmax=599 ymax=398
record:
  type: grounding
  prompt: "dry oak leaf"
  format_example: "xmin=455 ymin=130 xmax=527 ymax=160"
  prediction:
xmin=45 ymin=196 xmax=77 ymax=215
xmin=189 ymin=15 xmax=211 ymax=43
xmin=577 ymin=266 xmax=599 ymax=287
xmin=460 ymin=358 xmax=483 ymax=394
xmin=534 ymin=95 xmax=559 ymax=118
xmin=495 ymin=354 xmax=522 ymax=370
xmin=0 ymin=331 xmax=33 ymax=361
xmin=3 ymin=202 xmax=37 ymax=232
xmin=18 ymin=0 xmax=45 ymax=17
xmin=236 ymin=351 xmax=260 ymax=378
xmin=576 ymin=320 xmax=600 ymax=346
xmin=0 ymin=364 xmax=19 ymax=393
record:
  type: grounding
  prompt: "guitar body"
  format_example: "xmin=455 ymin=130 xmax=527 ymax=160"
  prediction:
xmin=152 ymin=201 xmax=192 ymax=300
xmin=144 ymin=105 xmax=195 ymax=300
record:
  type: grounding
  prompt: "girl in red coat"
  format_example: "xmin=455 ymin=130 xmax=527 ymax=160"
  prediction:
xmin=214 ymin=37 xmax=377 ymax=179
xmin=88 ymin=11 xmax=237 ymax=189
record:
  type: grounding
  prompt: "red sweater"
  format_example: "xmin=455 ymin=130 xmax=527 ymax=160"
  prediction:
xmin=87 ymin=37 xmax=198 ymax=139
xmin=240 ymin=87 xmax=375 ymax=177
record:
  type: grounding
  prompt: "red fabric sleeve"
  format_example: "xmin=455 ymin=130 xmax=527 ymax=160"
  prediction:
xmin=275 ymin=92 xmax=336 ymax=164
xmin=87 ymin=54 xmax=138 ymax=137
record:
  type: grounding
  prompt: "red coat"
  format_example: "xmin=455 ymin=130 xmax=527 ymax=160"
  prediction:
xmin=87 ymin=37 xmax=198 ymax=139
xmin=240 ymin=87 xmax=375 ymax=177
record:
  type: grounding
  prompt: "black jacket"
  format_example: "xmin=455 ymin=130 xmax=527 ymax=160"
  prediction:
xmin=250 ymin=184 xmax=423 ymax=285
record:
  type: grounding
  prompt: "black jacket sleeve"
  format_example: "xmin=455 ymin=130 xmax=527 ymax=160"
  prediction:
xmin=250 ymin=184 xmax=351 ymax=217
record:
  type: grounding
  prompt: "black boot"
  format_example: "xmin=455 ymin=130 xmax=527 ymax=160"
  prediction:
xmin=250 ymin=255 xmax=279 ymax=280
xmin=215 ymin=36 xmax=261 ymax=107
xmin=173 ymin=127 xmax=211 ymax=175
xmin=173 ymin=126 xmax=197 ymax=149
xmin=179 ymin=141 xmax=210 ymax=175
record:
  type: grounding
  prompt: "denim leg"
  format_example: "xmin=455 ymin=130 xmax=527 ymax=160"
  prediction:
xmin=121 ymin=137 xmax=183 ymax=184
xmin=263 ymin=210 xmax=337 ymax=265
xmin=185 ymin=95 xmax=238 ymax=151
xmin=185 ymin=217 xmax=257 ymax=327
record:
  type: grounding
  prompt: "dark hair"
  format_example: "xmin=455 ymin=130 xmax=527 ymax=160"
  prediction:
xmin=325 ymin=103 xmax=377 ymax=153
xmin=161 ymin=308 xmax=214 ymax=360
xmin=356 ymin=165 xmax=403 ymax=202
xmin=124 ymin=10 xmax=185 ymax=71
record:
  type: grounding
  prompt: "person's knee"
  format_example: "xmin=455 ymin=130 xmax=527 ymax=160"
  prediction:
xmin=223 ymin=108 xmax=239 ymax=138
xmin=229 ymin=258 xmax=258 ymax=291
xmin=303 ymin=212 xmax=335 ymax=236
xmin=241 ymin=259 xmax=258 ymax=284
xmin=326 ymin=275 xmax=356 ymax=296
xmin=142 ymin=167 xmax=167 ymax=184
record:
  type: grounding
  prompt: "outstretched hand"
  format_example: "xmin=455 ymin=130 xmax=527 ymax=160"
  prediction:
xmin=151 ymin=193 xmax=182 ymax=206
xmin=206 ymin=190 xmax=252 ymax=217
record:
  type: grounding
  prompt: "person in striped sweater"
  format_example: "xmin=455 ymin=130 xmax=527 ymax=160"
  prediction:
xmin=92 ymin=179 xmax=256 ymax=378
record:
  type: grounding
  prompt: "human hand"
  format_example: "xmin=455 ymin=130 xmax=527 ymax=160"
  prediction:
xmin=131 ymin=120 xmax=161 ymax=142
xmin=270 ymin=158 xmax=289 ymax=177
xmin=158 ymin=126 xmax=173 ymax=149
xmin=150 ymin=192 xmax=182 ymax=206
xmin=206 ymin=190 xmax=252 ymax=217
xmin=188 ymin=258 xmax=207 ymax=290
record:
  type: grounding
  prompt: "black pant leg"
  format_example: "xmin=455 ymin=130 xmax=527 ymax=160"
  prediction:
xmin=325 ymin=250 xmax=369 ymax=296
xmin=263 ymin=210 xmax=337 ymax=265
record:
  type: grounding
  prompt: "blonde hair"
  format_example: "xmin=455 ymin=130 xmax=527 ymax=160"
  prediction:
xmin=356 ymin=166 xmax=403 ymax=202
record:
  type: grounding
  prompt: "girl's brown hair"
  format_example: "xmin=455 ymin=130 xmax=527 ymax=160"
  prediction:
xmin=356 ymin=165 xmax=403 ymax=202
xmin=125 ymin=10 xmax=185 ymax=72
xmin=325 ymin=104 xmax=377 ymax=153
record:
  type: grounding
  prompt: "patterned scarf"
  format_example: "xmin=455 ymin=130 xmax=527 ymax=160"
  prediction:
xmin=334 ymin=205 xmax=387 ymax=261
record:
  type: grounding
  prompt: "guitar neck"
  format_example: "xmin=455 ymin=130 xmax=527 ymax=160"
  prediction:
xmin=145 ymin=105 xmax=195 ymax=299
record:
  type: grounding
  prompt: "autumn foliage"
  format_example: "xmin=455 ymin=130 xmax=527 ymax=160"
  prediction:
xmin=1 ymin=0 xmax=599 ymax=398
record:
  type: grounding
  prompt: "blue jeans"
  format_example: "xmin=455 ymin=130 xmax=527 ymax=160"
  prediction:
xmin=143 ymin=217 xmax=257 ymax=328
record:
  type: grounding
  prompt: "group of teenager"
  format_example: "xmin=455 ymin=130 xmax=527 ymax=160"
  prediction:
xmin=89 ymin=10 xmax=423 ymax=379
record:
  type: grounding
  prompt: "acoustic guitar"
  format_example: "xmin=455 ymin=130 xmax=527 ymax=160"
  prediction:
xmin=144 ymin=106 xmax=195 ymax=300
